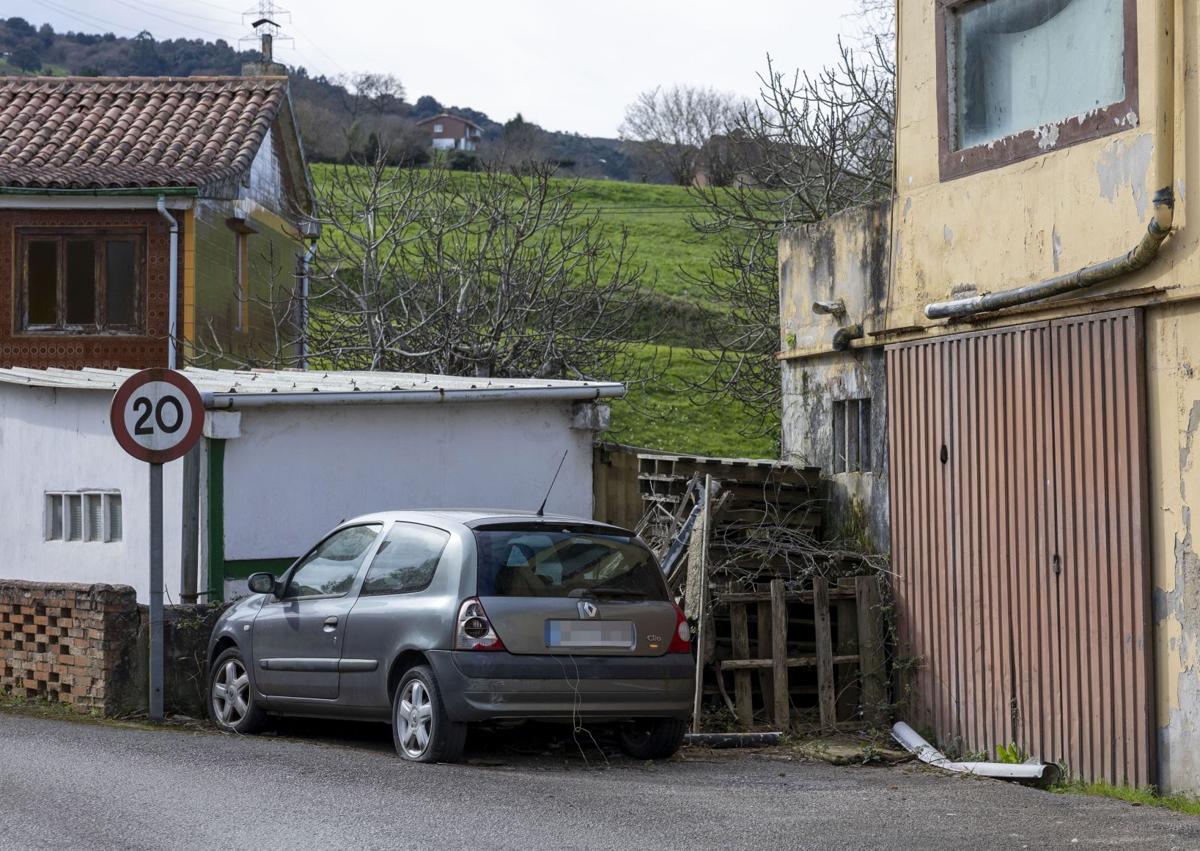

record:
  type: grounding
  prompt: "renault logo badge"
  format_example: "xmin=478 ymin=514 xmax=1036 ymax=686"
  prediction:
xmin=578 ymin=600 xmax=599 ymax=619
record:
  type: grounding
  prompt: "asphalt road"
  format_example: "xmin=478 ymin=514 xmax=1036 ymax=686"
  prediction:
xmin=2 ymin=712 xmax=1200 ymax=851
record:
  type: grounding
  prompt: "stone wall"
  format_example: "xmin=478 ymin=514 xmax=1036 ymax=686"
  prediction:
xmin=0 ymin=580 xmax=220 ymax=718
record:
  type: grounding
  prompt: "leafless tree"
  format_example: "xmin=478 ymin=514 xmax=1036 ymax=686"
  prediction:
xmin=686 ymin=12 xmax=896 ymax=447
xmin=195 ymin=152 xmax=653 ymax=384
xmin=337 ymin=72 xmax=406 ymax=120
xmin=487 ymin=113 xmax=547 ymax=173
xmin=619 ymin=85 xmax=745 ymax=186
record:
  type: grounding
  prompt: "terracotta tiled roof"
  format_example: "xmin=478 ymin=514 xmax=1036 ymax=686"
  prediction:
xmin=0 ymin=76 xmax=289 ymax=191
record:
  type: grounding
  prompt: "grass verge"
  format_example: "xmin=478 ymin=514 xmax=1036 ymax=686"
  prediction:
xmin=1054 ymin=780 xmax=1200 ymax=816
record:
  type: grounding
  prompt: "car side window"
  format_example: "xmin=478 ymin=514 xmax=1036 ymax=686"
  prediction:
xmin=284 ymin=524 xmax=382 ymax=599
xmin=360 ymin=523 xmax=450 ymax=596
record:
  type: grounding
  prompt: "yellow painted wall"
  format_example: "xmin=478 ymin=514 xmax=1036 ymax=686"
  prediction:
xmin=1145 ymin=301 xmax=1200 ymax=791
xmin=192 ymin=199 xmax=304 ymax=366
xmin=883 ymin=0 xmax=1200 ymax=794
xmin=779 ymin=0 xmax=1200 ymax=791
xmin=181 ymin=208 xmax=196 ymax=364
xmin=888 ymin=0 xmax=1191 ymax=334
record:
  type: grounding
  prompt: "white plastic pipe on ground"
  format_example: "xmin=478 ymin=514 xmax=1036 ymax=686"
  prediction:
xmin=891 ymin=721 xmax=1052 ymax=782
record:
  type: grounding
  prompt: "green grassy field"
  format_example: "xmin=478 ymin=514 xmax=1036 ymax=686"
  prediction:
xmin=566 ymin=179 xmax=718 ymax=304
xmin=605 ymin=344 xmax=777 ymax=459
xmin=309 ymin=166 xmax=775 ymax=458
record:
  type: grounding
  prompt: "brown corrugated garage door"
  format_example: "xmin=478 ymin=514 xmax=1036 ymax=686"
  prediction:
xmin=886 ymin=308 xmax=1154 ymax=786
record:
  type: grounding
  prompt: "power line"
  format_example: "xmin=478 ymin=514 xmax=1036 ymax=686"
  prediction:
xmin=106 ymin=0 xmax=241 ymax=40
xmin=33 ymin=0 xmax=139 ymax=35
xmin=115 ymin=0 xmax=241 ymax=27
xmin=188 ymin=0 xmax=245 ymax=12
xmin=288 ymin=23 xmax=349 ymax=75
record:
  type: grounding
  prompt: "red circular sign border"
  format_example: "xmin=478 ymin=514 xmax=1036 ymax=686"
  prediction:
xmin=110 ymin=369 xmax=205 ymax=464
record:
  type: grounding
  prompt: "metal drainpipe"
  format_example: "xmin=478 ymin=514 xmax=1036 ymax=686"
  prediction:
xmin=832 ymin=323 xmax=864 ymax=351
xmin=155 ymin=196 xmax=179 ymax=369
xmin=926 ymin=1 xmax=1177 ymax=322
xmin=300 ymin=240 xmax=317 ymax=369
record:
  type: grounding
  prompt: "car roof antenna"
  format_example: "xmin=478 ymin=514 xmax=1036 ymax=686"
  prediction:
xmin=536 ymin=450 xmax=569 ymax=517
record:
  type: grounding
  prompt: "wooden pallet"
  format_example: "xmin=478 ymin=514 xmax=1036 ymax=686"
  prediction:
xmin=706 ymin=576 xmax=887 ymax=730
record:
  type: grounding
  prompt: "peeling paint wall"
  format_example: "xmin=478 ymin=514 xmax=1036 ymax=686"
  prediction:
xmin=1146 ymin=302 xmax=1200 ymax=792
xmin=779 ymin=202 xmax=891 ymax=552
xmin=777 ymin=0 xmax=1200 ymax=791
xmin=887 ymin=0 xmax=1196 ymax=331
xmin=881 ymin=0 xmax=1200 ymax=793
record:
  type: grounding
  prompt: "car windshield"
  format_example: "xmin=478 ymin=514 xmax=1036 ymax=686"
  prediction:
xmin=473 ymin=525 xmax=667 ymax=600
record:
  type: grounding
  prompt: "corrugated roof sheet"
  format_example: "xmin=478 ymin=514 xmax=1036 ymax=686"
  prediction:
xmin=0 ymin=366 xmax=624 ymax=407
xmin=0 ymin=76 xmax=288 ymax=190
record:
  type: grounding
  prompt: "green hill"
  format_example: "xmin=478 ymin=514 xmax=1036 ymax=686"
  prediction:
xmin=307 ymin=170 xmax=777 ymax=459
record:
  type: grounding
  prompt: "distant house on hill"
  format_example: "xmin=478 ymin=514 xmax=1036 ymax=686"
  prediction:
xmin=416 ymin=113 xmax=482 ymax=152
xmin=0 ymin=74 xmax=317 ymax=371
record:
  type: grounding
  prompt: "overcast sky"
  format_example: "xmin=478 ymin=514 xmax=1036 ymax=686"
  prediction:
xmin=10 ymin=0 xmax=857 ymax=137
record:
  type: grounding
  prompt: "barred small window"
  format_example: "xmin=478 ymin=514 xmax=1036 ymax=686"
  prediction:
xmin=45 ymin=492 xmax=122 ymax=542
xmin=832 ymin=399 xmax=873 ymax=474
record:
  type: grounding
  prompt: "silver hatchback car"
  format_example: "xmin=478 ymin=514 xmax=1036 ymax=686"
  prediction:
xmin=206 ymin=510 xmax=695 ymax=762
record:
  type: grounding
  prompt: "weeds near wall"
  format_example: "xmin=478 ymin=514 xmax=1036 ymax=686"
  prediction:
xmin=1053 ymin=781 xmax=1200 ymax=817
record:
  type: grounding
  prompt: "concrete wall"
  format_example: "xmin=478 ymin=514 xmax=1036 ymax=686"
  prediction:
xmin=0 ymin=385 xmax=184 ymax=603
xmin=0 ymin=384 xmax=599 ymax=604
xmin=220 ymin=399 xmax=595 ymax=569
xmin=776 ymin=0 xmax=1200 ymax=790
xmin=1146 ymin=300 xmax=1200 ymax=791
xmin=779 ymin=202 xmax=891 ymax=551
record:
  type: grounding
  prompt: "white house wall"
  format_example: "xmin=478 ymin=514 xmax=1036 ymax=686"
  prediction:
xmin=221 ymin=399 xmax=594 ymax=563
xmin=0 ymin=385 xmax=184 ymax=602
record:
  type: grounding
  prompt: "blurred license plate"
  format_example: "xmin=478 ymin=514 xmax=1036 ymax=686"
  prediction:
xmin=546 ymin=620 xmax=635 ymax=649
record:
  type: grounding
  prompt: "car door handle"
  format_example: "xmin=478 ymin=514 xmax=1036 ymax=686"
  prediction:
xmin=323 ymin=616 xmax=338 ymax=632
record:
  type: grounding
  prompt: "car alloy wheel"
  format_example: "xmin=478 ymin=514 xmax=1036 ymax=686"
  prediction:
xmin=212 ymin=657 xmax=251 ymax=727
xmin=396 ymin=679 xmax=434 ymax=758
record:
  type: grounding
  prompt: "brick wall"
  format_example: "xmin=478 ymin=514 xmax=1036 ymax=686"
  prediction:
xmin=0 ymin=580 xmax=139 ymax=714
xmin=0 ymin=580 xmax=224 ymax=718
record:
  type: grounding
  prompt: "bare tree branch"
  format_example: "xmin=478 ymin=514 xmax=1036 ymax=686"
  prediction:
xmin=685 ymin=7 xmax=896 ymax=447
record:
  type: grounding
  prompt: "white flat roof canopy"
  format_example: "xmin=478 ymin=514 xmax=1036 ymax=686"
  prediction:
xmin=0 ymin=367 xmax=625 ymax=409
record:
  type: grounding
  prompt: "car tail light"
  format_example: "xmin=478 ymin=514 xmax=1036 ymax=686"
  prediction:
xmin=456 ymin=598 xmax=506 ymax=651
xmin=668 ymin=602 xmax=691 ymax=653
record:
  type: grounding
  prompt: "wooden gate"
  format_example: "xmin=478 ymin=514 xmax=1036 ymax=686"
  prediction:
xmin=887 ymin=308 xmax=1154 ymax=785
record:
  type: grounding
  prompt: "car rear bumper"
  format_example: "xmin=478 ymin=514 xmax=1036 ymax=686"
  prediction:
xmin=427 ymin=650 xmax=695 ymax=723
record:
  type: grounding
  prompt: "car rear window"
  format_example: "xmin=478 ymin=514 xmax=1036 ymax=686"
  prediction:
xmin=473 ymin=525 xmax=667 ymax=600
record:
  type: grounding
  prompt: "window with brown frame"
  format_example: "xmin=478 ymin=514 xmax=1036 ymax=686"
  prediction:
xmin=937 ymin=0 xmax=1138 ymax=180
xmin=17 ymin=230 xmax=144 ymax=333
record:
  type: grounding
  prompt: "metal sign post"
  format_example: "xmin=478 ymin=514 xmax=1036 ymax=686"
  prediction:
xmin=149 ymin=461 xmax=164 ymax=719
xmin=110 ymin=369 xmax=204 ymax=722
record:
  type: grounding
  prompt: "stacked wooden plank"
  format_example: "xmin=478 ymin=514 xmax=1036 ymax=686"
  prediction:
xmin=633 ymin=450 xmax=887 ymax=731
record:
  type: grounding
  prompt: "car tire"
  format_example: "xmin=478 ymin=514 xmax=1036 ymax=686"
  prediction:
xmin=208 ymin=647 xmax=269 ymax=734
xmin=617 ymin=717 xmax=688 ymax=760
xmin=392 ymin=665 xmax=467 ymax=763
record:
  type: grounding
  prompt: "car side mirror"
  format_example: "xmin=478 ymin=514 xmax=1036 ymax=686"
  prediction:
xmin=247 ymin=572 xmax=278 ymax=596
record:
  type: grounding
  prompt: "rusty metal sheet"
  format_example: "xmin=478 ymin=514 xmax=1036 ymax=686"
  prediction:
xmin=886 ymin=309 xmax=1153 ymax=785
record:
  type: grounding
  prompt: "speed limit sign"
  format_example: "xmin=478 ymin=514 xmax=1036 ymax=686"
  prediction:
xmin=110 ymin=368 xmax=204 ymax=723
xmin=110 ymin=368 xmax=204 ymax=464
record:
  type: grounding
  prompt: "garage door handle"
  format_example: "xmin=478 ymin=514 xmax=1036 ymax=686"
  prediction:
xmin=323 ymin=616 xmax=338 ymax=632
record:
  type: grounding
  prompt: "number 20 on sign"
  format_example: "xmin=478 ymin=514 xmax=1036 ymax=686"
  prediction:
xmin=110 ymin=369 xmax=205 ymax=722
